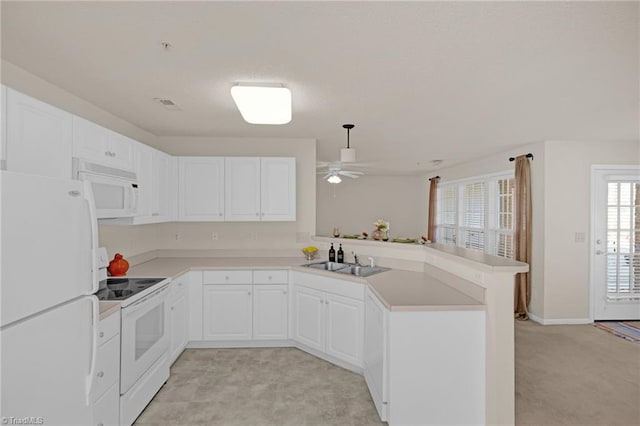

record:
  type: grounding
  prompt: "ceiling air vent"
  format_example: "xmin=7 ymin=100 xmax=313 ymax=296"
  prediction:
xmin=153 ymin=98 xmax=181 ymax=111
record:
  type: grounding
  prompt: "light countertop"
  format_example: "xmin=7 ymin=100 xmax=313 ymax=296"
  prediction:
xmin=99 ymin=301 xmax=120 ymax=320
xmin=126 ymin=257 xmax=484 ymax=312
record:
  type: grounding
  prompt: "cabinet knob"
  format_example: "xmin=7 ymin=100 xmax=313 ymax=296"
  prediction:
xmin=268 ymin=276 xmax=272 ymax=280
xmin=104 ymin=151 xmax=110 ymax=156
xmin=247 ymin=291 xmax=251 ymax=295
xmin=98 ymin=423 xmax=104 ymax=426
xmin=283 ymin=290 xmax=287 ymax=295
xmin=178 ymin=282 xmax=183 ymax=286
xmin=225 ymin=276 xmax=229 ymax=280
xmin=256 ymin=212 xmax=259 ymax=216
xmin=97 ymin=371 xmax=104 ymax=378
xmin=99 ymin=332 xmax=104 ymax=338
xmin=219 ymin=212 xmax=223 ymax=217
xmin=171 ymin=307 xmax=174 ymax=311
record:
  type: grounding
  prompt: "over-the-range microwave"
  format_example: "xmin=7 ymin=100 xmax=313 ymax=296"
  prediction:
xmin=73 ymin=158 xmax=138 ymax=219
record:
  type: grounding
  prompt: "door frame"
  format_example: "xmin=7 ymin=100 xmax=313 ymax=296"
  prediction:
xmin=590 ymin=164 xmax=640 ymax=321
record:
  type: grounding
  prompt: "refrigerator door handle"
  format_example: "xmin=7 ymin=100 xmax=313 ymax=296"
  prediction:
xmin=83 ymin=180 xmax=99 ymax=294
xmin=85 ymin=295 xmax=99 ymax=405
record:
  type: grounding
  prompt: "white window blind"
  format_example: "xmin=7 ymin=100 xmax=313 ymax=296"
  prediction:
xmin=435 ymin=172 xmax=515 ymax=259
xmin=436 ymin=185 xmax=457 ymax=244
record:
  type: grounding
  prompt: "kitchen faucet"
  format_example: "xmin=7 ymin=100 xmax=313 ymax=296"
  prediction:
xmin=352 ymin=251 xmax=360 ymax=265
xmin=367 ymin=257 xmax=375 ymax=268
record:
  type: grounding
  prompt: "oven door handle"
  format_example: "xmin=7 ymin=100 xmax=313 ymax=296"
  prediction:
xmin=123 ymin=283 xmax=170 ymax=314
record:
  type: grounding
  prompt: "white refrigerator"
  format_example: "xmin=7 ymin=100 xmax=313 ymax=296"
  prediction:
xmin=1 ymin=170 xmax=99 ymax=426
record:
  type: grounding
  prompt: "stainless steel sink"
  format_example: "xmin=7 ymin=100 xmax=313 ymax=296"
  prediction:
xmin=303 ymin=261 xmax=390 ymax=277
xmin=305 ymin=261 xmax=349 ymax=271
xmin=335 ymin=264 xmax=390 ymax=277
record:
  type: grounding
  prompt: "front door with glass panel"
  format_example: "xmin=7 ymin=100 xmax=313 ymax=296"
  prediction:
xmin=593 ymin=167 xmax=640 ymax=320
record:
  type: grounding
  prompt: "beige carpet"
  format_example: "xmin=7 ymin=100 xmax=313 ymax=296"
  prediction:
xmin=515 ymin=320 xmax=640 ymax=426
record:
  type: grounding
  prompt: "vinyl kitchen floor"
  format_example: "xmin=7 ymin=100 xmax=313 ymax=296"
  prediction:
xmin=134 ymin=347 xmax=385 ymax=426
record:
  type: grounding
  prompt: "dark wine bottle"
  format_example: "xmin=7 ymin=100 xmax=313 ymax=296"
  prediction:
xmin=337 ymin=244 xmax=344 ymax=263
xmin=329 ymin=243 xmax=336 ymax=262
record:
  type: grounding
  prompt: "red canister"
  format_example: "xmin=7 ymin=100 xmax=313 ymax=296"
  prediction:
xmin=108 ymin=253 xmax=129 ymax=277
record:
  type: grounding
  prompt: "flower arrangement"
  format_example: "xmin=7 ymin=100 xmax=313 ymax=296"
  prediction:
xmin=373 ymin=219 xmax=389 ymax=231
xmin=372 ymin=219 xmax=389 ymax=241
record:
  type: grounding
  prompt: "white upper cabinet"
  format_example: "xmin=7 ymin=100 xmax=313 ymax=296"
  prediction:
xmin=153 ymin=150 xmax=172 ymax=220
xmin=134 ymin=143 xmax=154 ymax=218
xmin=72 ymin=115 xmax=134 ymax=171
xmin=178 ymin=157 xmax=225 ymax=221
xmin=223 ymin=156 xmax=296 ymax=222
xmin=225 ymin=157 xmax=261 ymax=221
xmin=6 ymin=88 xmax=73 ymax=179
xmin=261 ymin=157 xmax=296 ymax=221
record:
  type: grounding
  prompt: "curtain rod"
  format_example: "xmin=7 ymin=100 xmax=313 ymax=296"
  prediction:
xmin=428 ymin=176 xmax=440 ymax=181
xmin=509 ymin=153 xmax=534 ymax=162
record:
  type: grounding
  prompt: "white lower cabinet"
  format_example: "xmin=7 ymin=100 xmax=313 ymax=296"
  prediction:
xmin=92 ymin=312 xmax=121 ymax=426
xmin=292 ymin=274 xmax=364 ymax=368
xmin=169 ymin=275 xmax=189 ymax=364
xmin=200 ymin=270 xmax=289 ymax=342
xmin=253 ymin=284 xmax=288 ymax=340
xmin=364 ymin=287 xmax=388 ymax=421
xmin=203 ymin=284 xmax=253 ymax=340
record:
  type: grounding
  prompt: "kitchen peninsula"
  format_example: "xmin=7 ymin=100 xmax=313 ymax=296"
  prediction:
xmin=124 ymin=241 xmax=527 ymax=425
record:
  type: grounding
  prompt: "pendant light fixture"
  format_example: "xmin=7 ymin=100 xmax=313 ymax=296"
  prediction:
xmin=340 ymin=124 xmax=356 ymax=163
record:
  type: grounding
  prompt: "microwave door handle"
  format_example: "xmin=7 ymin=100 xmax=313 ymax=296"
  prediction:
xmin=82 ymin=180 xmax=99 ymax=294
xmin=130 ymin=183 xmax=138 ymax=214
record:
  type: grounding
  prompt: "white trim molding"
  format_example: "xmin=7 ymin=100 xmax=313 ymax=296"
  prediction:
xmin=528 ymin=313 xmax=592 ymax=325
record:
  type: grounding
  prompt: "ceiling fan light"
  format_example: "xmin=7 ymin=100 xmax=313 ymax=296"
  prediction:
xmin=340 ymin=148 xmax=356 ymax=163
xmin=327 ymin=175 xmax=342 ymax=184
xmin=230 ymin=83 xmax=291 ymax=125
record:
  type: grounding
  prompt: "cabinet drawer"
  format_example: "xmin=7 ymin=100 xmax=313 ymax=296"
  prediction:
xmin=92 ymin=334 xmax=120 ymax=401
xmin=98 ymin=311 xmax=120 ymax=348
xmin=92 ymin=382 xmax=119 ymax=426
xmin=203 ymin=270 xmax=252 ymax=285
xmin=253 ymin=270 xmax=288 ymax=284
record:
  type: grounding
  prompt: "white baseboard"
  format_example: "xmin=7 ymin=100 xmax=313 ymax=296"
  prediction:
xmin=527 ymin=313 xmax=592 ymax=325
xmin=187 ymin=339 xmax=294 ymax=349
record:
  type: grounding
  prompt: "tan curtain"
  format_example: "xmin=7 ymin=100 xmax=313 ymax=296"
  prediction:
xmin=514 ymin=156 xmax=532 ymax=320
xmin=427 ymin=177 xmax=438 ymax=242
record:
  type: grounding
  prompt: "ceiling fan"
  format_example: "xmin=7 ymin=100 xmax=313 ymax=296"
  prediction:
xmin=317 ymin=123 xmax=366 ymax=184
xmin=319 ymin=161 xmax=364 ymax=184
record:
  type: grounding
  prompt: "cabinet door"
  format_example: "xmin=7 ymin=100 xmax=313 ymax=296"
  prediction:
xmin=203 ymin=284 xmax=252 ymax=340
xmin=253 ymin=284 xmax=288 ymax=340
xmin=293 ymin=285 xmax=325 ymax=352
xmin=72 ymin=115 xmax=110 ymax=166
xmin=261 ymin=157 xmax=296 ymax=221
xmin=325 ymin=293 xmax=364 ymax=367
xmin=153 ymin=150 xmax=171 ymax=219
xmin=135 ymin=143 xmax=154 ymax=218
xmin=169 ymin=292 xmax=188 ymax=364
xmin=6 ymin=88 xmax=73 ymax=179
xmin=106 ymin=131 xmax=135 ymax=171
xmin=225 ymin=157 xmax=261 ymax=221
xmin=186 ymin=272 xmax=203 ymax=341
xmin=364 ymin=290 xmax=388 ymax=420
xmin=178 ymin=157 xmax=225 ymax=221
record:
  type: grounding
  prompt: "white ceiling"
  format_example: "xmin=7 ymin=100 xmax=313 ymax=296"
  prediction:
xmin=1 ymin=1 xmax=638 ymax=174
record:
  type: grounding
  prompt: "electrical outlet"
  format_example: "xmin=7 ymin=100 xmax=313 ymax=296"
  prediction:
xmin=211 ymin=232 xmax=219 ymax=241
xmin=175 ymin=232 xmax=181 ymax=241
xmin=296 ymin=232 xmax=310 ymax=243
xmin=574 ymin=232 xmax=585 ymax=243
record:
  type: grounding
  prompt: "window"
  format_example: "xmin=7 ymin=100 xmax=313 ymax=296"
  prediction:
xmin=435 ymin=172 xmax=515 ymax=259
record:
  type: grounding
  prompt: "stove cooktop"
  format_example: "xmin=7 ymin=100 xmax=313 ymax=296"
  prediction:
xmin=96 ymin=277 xmax=167 ymax=301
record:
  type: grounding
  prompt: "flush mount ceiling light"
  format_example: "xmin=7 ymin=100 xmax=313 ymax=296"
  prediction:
xmin=340 ymin=124 xmax=356 ymax=163
xmin=230 ymin=83 xmax=291 ymax=125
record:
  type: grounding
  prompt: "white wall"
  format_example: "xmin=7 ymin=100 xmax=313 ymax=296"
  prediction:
xmin=428 ymin=140 xmax=640 ymax=322
xmin=316 ymin=175 xmax=429 ymax=239
xmin=99 ymin=136 xmax=316 ymax=257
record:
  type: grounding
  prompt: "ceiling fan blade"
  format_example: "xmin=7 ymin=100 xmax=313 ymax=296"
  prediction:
xmin=340 ymin=172 xmax=361 ymax=179
xmin=340 ymin=171 xmax=364 ymax=177
xmin=321 ymin=173 xmax=332 ymax=180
